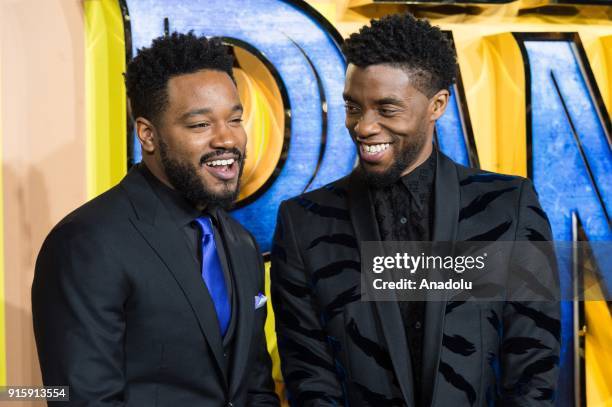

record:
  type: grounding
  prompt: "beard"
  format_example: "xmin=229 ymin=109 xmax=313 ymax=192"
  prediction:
xmin=357 ymin=130 xmax=429 ymax=189
xmin=158 ymin=138 xmax=245 ymax=210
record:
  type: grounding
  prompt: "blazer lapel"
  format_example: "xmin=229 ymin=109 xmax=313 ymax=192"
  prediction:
xmin=348 ymin=171 xmax=415 ymax=407
xmin=421 ymin=151 xmax=460 ymax=407
xmin=120 ymin=168 xmax=228 ymax=388
xmin=215 ymin=210 xmax=255 ymax=397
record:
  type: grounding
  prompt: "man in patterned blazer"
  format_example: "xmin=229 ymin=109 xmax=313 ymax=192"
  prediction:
xmin=271 ymin=14 xmax=560 ymax=407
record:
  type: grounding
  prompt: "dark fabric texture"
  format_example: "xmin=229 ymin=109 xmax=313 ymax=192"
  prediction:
xmin=32 ymin=164 xmax=279 ymax=407
xmin=140 ymin=164 xmax=237 ymax=347
xmin=271 ymin=150 xmax=560 ymax=407
xmin=372 ymin=152 xmax=436 ymax=406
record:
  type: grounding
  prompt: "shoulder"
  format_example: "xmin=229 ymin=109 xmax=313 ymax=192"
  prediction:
xmin=278 ymin=175 xmax=350 ymax=218
xmin=44 ymin=183 xmax=133 ymax=248
xmin=452 ymin=161 xmax=532 ymax=205
xmin=35 ymin=183 xmax=136 ymax=278
xmin=449 ymin=160 xmax=549 ymax=230
xmin=453 ymin=161 xmax=525 ymax=189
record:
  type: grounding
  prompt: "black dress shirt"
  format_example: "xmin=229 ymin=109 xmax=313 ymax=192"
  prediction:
xmin=372 ymin=152 xmax=436 ymax=406
xmin=139 ymin=164 xmax=237 ymax=367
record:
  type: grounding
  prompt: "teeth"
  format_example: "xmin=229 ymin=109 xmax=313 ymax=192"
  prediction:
xmin=363 ymin=143 xmax=389 ymax=154
xmin=206 ymin=158 xmax=235 ymax=167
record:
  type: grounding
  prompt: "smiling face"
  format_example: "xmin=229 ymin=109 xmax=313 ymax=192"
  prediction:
xmin=136 ymin=69 xmax=247 ymax=209
xmin=343 ymin=64 xmax=448 ymax=187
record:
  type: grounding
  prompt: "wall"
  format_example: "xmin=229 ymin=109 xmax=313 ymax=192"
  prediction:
xmin=1 ymin=1 xmax=85 ymax=405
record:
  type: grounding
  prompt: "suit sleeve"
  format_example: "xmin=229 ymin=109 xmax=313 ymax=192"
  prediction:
xmin=270 ymin=201 xmax=345 ymax=407
xmin=500 ymin=179 xmax=561 ymax=405
xmin=247 ymin=234 xmax=281 ymax=406
xmin=32 ymin=223 xmax=129 ymax=406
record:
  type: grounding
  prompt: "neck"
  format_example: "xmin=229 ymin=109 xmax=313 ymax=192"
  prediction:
xmin=142 ymin=157 xmax=175 ymax=190
xmin=141 ymin=160 xmax=208 ymax=212
xmin=400 ymin=143 xmax=433 ymax=177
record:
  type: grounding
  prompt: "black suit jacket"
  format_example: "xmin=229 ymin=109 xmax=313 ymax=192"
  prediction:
xmin=32 ymin=166 xmax=279 ymax=406
xmin=271 ymin=151 xmax=560 ymax=406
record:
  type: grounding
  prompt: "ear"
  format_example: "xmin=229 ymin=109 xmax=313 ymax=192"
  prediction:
xmin=135 ymin=117 xmax=157 ymax=154
xmin=429 ymin=89 xmax=450 ymax=121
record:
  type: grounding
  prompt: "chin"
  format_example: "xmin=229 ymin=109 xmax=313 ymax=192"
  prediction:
xmin=358 ymin=161 xmax=404 ymax=188
xmin=218 ymin=187 xmax=238 ymax=199
xmin=360 ymin=160 xmax=391 ymax=173
xmin=203 ymin=176 xmax=236 ymax=188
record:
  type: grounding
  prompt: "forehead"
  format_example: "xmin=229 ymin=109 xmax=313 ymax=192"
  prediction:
xmin=166 ymin=69 xmax=239 ymax=111
xmin=344 ymin=64 xmax=420 ymax=100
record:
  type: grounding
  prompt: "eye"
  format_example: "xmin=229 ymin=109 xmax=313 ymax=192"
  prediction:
xmin=230 ymin=118 xmax=243 ymax=124
xmin=187 ymin=122 xmax=210 ymax=129
xmin=379 ymin=108 xmax=398 ymax=116
xmin=344 ymin=104 xmax=360 ymax=115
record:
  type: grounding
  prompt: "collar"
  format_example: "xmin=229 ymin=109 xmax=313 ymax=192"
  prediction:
xmin=138 ymin=163 xmax=203 ymax=227
xmin=399 ymin=149 xmax=437 ymax=192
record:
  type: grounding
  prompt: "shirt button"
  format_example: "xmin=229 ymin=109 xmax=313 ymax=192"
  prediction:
xmin=415 ymin=321 xmax=422 ymax=329
xmin=223 ymin=352 xmax=227 ymax=358
xmin=400 ymin=217 xmax=408 ymax=224
xmin=227 ymin=403 xmax=234 ymax=407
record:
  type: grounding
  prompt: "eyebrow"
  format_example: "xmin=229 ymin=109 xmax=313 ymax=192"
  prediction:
xmin=342 ymin=94 xmax=406 ymax=107
xmin=180 ymin=104 xmax=243 ymax=120
xmin=375 ymin=97 xmax=405 ymax=106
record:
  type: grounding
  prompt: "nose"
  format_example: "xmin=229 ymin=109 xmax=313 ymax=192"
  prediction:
xmin=353 ymin=110 xmax=381 ymax=139
xmin=210 ymin=122 xmax=238 ymax=150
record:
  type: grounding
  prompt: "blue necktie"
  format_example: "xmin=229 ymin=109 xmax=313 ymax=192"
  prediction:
xmin=194 ymin=216 xmax=231 ymax=337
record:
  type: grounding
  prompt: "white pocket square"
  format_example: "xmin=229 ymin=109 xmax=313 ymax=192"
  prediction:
xmin=254 ymin=293 xmax=267 ymax=310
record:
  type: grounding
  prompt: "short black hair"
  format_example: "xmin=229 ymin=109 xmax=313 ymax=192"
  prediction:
xmin=124 ymin=32 xmax=234 ymax=124
xmin=342 ymin=13 xmax=457 ymax=96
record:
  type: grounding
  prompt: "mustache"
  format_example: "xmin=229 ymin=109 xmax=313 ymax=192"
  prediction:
xmin=199 ymin=148 xmax=245 ymax=166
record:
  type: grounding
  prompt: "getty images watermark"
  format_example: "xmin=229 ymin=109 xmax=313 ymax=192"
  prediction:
xmin=360 ymin=241 xmax=611 ymax=302
xmin=372 ymin=251 xmax=488 ymax=290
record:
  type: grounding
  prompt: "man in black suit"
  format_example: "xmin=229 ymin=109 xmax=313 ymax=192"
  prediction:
xmin=271 ymin=14 xmax=560 ymax=406
xmin=32 ymin=32 xmax=279 ymax=406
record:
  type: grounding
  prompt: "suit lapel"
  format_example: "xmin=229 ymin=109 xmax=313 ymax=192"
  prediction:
xmin=348 ymin=172 xmax=415 ymax=407
xmin=215 ymin=210 xmax=255 ymax=396
xmin=421 ymin=151 xmax=460 ymax=407
xmin=120 ymin=168 xmax=228 ymax=388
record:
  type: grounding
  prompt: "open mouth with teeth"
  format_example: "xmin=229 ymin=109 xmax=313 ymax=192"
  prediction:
xmin=359 ymin=142 xmax=391 ymax=164
xmin=203 ymin=157 xmax=239 ymax=181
